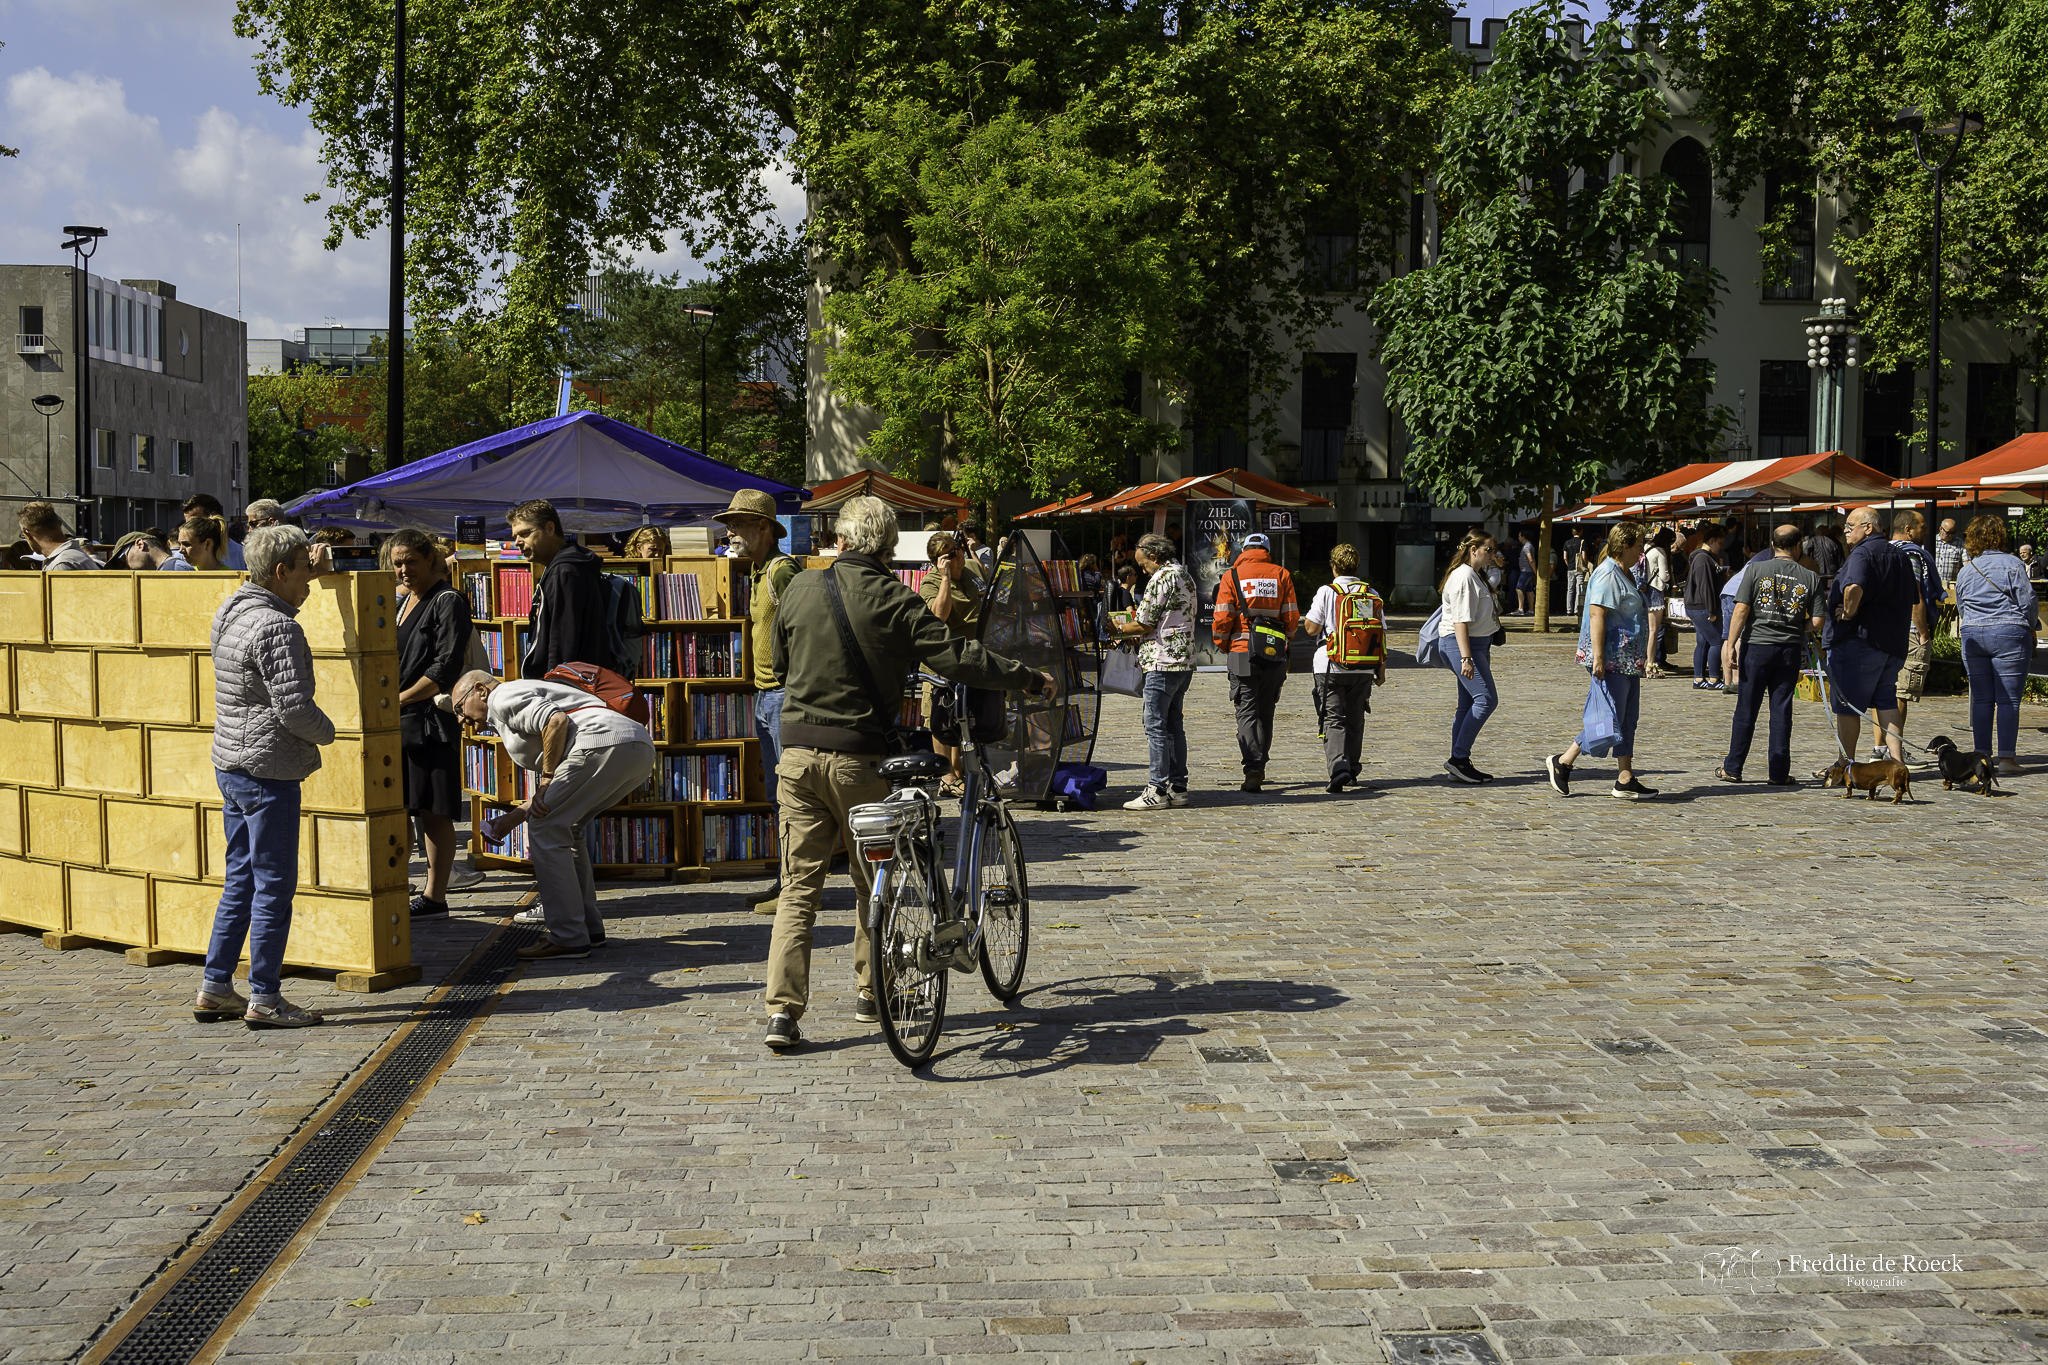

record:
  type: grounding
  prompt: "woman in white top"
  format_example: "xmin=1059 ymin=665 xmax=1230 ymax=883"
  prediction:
xmin=1642 ymin=527 xmax=1677 ymax=678
xmin=1436 ymin=530 xmax=1502 ymax=783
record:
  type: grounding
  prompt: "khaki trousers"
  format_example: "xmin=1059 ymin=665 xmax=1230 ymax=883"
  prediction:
xmin=530 ymin=739 xmax=656 ymax=948
xmin=764 ymin=747 xmax=889 ymax=1020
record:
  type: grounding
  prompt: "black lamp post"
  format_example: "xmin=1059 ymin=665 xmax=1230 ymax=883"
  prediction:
xmin=682 ymin=305 xmax=719 ymax=453
xmin=1894 ymin=107 xmax=1983 ymax=476
xmin=60 ymin=226 xmax=106 ymax=529
xmin=31 ymin=394 xmax=64 ymax=498
xmin=388 ymin=0 xmax=407 ymax=467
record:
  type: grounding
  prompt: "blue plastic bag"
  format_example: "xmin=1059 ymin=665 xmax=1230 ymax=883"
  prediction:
xmin=1576 ymin=674 xmax=1624 ymax=758
xmin=1051 ymin=763 xmax=1108 ymax=810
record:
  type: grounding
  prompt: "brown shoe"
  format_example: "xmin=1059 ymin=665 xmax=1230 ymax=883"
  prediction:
xmin=516 ymin=939 xmax=591 ymax=961
xmin=1240 ymin=770 xmax=1264 ymax=793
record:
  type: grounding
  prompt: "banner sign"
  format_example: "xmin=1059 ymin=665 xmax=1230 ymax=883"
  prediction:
xmin=1188 ymin=497 xmax=1255 ymax=612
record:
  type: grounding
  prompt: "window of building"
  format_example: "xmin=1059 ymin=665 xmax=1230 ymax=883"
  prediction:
xmin=1762 ymin=167 xmax=1816 ymax=300
xmin=1188 ymin=357 xmax=1250 ymax=477
xmin=1660 ymin=138 xmax=1712 ymax=269
xmin=1299 ymin=353 xmax=1357 ymax=482
xmin=1120 ymin=371 xmax=1144 ymax=484
xmin=231 ymin=440 xmax=242 ymax=491
xmin=173 ymin=440 xmax=195 ymax=478
xmin=1860 ymin=369 xmax=1914 ymax=477
xmin=1757 ymin=360 xmax=1811 ymax=459
xmin=1304 ymin=205 xmax=1359 ymax=293
xmin=90 ymin=288 xmax=102 ymax=348
xmin=94 ymin=429 xmax=117 ymax=470
xmin=1967 ymin=362 xmax=2021 ymax=462
xmin=1407 ymin=191 xmax=1426 ymax=272
xmin=133 ymin=434 xmax=156 ymax=474
xmin=20 ymin=305 xmax=44 ymax=345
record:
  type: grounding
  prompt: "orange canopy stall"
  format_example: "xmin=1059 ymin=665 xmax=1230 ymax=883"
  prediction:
xmin=802 ymin=469 xmax=972 ymax=515
xmin=1893 ymin=433 xmax=2048 ymax=506
xmin=1563 ymin=452 xmax=1903 ymax=521
xmin=1017 ymin=471 xmax=1332 ymax=529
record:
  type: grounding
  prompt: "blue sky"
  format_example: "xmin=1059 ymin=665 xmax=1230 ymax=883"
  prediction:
xmin=1 ymin=0 xmax=1514 ymax=341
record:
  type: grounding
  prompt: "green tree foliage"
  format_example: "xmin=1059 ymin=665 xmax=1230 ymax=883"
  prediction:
xmin=357 ymin=328 xmax=515 ymax=466
xmin=246 ymin=368 xmax=360 ymax=502
xmin=1375 ymin=0 xmax=1722 ymax=628
xmin=1633 ymin=0 xmax=2048 ymax=447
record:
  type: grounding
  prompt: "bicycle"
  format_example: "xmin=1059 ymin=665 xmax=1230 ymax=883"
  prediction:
xmin=847 ymin=676 xmax=1031 ymax=1068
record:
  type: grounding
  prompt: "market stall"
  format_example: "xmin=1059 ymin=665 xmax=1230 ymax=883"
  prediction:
xmin=1893 ymin=433 xmax=2048 ymax=506
xmin=1563 ymin=452 xmax=1903 ymax=522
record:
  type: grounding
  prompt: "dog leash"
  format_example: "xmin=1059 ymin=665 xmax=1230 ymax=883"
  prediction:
xmin=1807 ymin=643 xmax=1928 ymax=765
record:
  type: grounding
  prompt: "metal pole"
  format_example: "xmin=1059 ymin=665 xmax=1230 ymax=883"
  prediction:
xmin=1927 ymin=165 xmax=1942 ymax=475
xmin=75 ymin=257 xmax=90 ymax=511
xmin=44 ymin=411 xmax=52 ymax=498
xmin=387 ymin=0 xmax=406 ymax=466
xmin=699 ymin=330 xmax=708 ymax=453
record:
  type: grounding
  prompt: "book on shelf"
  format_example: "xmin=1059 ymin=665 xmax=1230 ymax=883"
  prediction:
xmin=653 ymin=572 xmax=708 ymax=620
xmin=462 ymin=742 xmax=499 ymax=797
xmin=690 ymin=691 xmax=753 ymax=741
xmin=703 ymin=811 xmax=776 ymax=863
xmin=592 ymin=813 xmax=671 ymax=865
xmin=894 ymin=567 xmax=926 ymax=593
xmin=640 ymin=628 xmax=744 ymax=679
xmin=1043 ymin=559 xmax=1080 ymax=593
xmin=659 ymin=752 xmax=745 ymax=802
xmin=1057 ymin=607 xmax=1083 ymax=645
xmin=495 ymin=565 xmax=533 ymax=616
xmin=638 ymin=689 xmax=668 ymax=742
xmin=605 ymin=566 xmax=653 ymax=618
xmin=462 ymin=571 xmax=493 ymax=620
xmin=481 ymin=816 xmax=530 ymax=859
xmin=1063 ymin=703 xmax=1088 ymax=742
xmin=729 ymin=572 xmax=750 ymax=618
xmin=481 ymin=629 xmax=507 ymax=672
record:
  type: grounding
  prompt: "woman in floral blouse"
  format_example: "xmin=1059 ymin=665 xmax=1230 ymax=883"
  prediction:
xmin=1116 ymin=532 xmax=1196 ymax=811
xmin=1547 ymin=522 xmax=1657 ymax=800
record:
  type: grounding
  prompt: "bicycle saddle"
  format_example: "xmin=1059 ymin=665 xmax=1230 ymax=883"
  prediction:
xmin=878 ymin=751 xmax=949 ymax=781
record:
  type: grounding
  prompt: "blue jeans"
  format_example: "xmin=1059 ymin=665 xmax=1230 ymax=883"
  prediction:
xmin=1142 ymin=668 xmax=1192 ymax=791
xmin=205 ymin=769 xmax=303 ymax=1000
xmin=1438 ymin=636 xmax=1498 ymax=760
xmin=1962 ymin=624 xmax=2032 ymax=757
xmin=1688 ymin=609 xmax=1724 ymax=680
xmin=755 ymin=686 xmax=786 ymax=803
xmin=1725 ymin=640 xmax=1802 ymax=781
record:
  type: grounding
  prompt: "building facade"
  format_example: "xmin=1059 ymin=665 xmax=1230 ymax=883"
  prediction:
xmin=3 ymin=265 xmax=248 ymax=539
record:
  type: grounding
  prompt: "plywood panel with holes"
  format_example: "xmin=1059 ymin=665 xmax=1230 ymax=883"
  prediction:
xmin=0 ymin=783 xmax=20 ymax=855
xmin=312 ymin=654 xmax=400 ymax=733
xmin=0 ymin=716 xmax=58 ymax=781
xmin=202 ymin=804 xmax=316 ymax=888
xmin=283 ymin=891 xmax=411 ymax=972
xmin=66 ymin=867 xmax=150 ymax=944
xmin=105 ymin=798 xmax=202 ymax=878
xmin=26 ymin=789 xmax=100 ymax=864
xmin=299 ymin=573 xmax=398 ymax=654
xmin=0 ymin=854 xmax=64 ymax=930
xmin=59 ymin=722 xmax=144 ymax=795
xmin=49 ymin=574 xmax=139 ymax=646
xmin=149 ymin=877 xmax=217 ymax=953
xmin=0 ymin=572 xmax=49 ymax=644
xmin=300 ymin=731 xmax=403 ymax=813
xmin=14 ymin=646 xmax=95 ymax=718
xmin=138 ymin=572 xmax=241 ymax=648
xmin=314 ymin=813 xmax=408 ymax=892
xmin=146 ymin=726 xmax=218 ymax=801
xmin=95 ymin=650 xmax=198 ymax=725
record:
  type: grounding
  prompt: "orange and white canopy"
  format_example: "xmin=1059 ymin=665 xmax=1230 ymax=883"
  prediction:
xmin=1893 ymin=433 xmax=2048 ymax=506
xmin=802 ymin=469 xmax=971 ymax=514
xmin=1565 ymin=452 xmax=1902 ymax=520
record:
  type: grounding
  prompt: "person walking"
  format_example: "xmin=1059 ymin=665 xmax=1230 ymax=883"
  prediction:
xmin=1546 ymin=523 xmax=1656 ymax=800
xmin=1299 ymin=543 xmax=1385 ymax=793
xmin=1564 ymin=529 xmax=1586 ymax=616
xmin=1955 ymin=514 xmax=2040 ymax=776
xmin=454 ymin=670 xmax=657 ymax=960
xmin=716 ymin=489 xmax=801 ymax=912
xmin=1433 ymin=529 xmax=1502 ymax=783
xmin=1886 ymin=510 xmax=1943 ymax=758
xmin=917 ymin=529 xmax=986 ymax=797
xmin=1686 ymin=522 xmax=1729 ymax=689
xmin=758 ymin=495 xmax=1052 ymax=1048
xmin=1643 ymin=527 xmax=1677 ymax=677
xmin=1210 ymin=531 xmax=1300 ymax=793
xmin=1717 ymin=524 xmax=1823 ymax=786
xmin=1118 ymin=533 xmax=1197 ymax=811
xmin=1514 ymin=528 xmax=1536 ymax=616
xmin=194 ymin=526 xmax=336 ymax=1029
xmin=388 ymin=529 xmax=474 ymax=921
xmin=17 ymin=501 xmax=102 ymax=570
xmin=1824 ymin=507 xmax=1919 ymax=767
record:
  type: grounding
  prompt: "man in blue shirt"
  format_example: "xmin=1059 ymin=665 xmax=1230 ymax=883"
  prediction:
xmin=1824 ymin=508 xmax=1921 ymax=766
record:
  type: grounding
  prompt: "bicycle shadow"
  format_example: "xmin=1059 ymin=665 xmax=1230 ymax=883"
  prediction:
xmin=914 ymin=971 xmax=1348 ymax=1082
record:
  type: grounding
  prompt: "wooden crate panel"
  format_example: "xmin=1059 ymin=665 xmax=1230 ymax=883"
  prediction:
xmin=26 ymin=789 xmax=101 ymax=864
xmin=300 ymin=573 xmax=398 ymax=654
xmin=283 ymin=891 xmax=412 ymax=972
xmin=105 ymin=798 xmax=202 ymax=878
xmin=314 ymin=813 xmax=409 ymax=892
xmin=60 ymin=722 xmax=144 ymax=796
xmin=150 ymin=878 xmax=217 ymax=953
xmin=203 ymin=805 xmax=317 ymax=888
xmin=301 ymin=731 xmax=403 ymax=813
xmin=0 ymin=784 xmax=19 ymax=855
xmin=146 ymin=727 xmax=218 ymax=801
xmin=139 ymin=572 xmax=241 ymax=648
xmin=196 ymin=654 xmax=216 ymax=726
xmin=49 ymin=574 xmax=139 ymax=646
xmin=0 ymin=645 xmax=11 ymax=713
xmin=95 ymin=650 xmax=198 ymax=725
xmin=0 ymin=572 xmax=49 ymax=644
xmin=312 ymin=654 xmax=400 ymax=733
xmin=0 ymin=716 xmax=58 ymax=780
xmin=14 ymin=647 xmax=96 ymax=717
xmin=66 ymin=867 xmax=150 ymax=944
xmin=0 ymin=854 xmax=64 ymax=930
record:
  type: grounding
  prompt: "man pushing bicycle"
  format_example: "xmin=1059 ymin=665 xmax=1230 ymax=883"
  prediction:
xmin=762 ymin=495 xmax=1054 ymax=1049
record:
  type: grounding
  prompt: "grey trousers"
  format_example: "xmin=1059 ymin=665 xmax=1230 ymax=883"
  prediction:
xmin=1312 ymin=672 xmax=1373 ymax=778
xmin=529 ymin=739 xmax=656 ymax=947
xmin=1228 ymin=665 xmax=1287 ymax=773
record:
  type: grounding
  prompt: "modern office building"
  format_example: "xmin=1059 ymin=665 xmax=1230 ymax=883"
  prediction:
xmin=247 ymin=336 xmax=310 ymax=375
xmin=3 ymin=265 xmax=248 ymax=539
xmin=302 ymin=327 xmax=388 ymax=375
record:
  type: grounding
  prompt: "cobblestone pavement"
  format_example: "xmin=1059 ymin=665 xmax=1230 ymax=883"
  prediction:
xmin=5 ymin=634 xmax=2047 ymax=1365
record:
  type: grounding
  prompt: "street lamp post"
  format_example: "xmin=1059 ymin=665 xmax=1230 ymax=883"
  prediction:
xmin=1803 ymin=297 xmax=1859 ymax=456
xmin=31 ymin=394 xmax=65 ymax=498
xmin=388 ymin=0 xmax=407 ymax=466
xmin=1894 ymin=107 xmax=1983 ymax=476
xmin=682 ymin=305 xmax=719 ymax=453
xmin=60 ymin=226 xmax=106 ymax=532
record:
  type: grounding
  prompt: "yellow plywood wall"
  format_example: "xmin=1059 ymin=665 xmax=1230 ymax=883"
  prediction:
xmin=0 ymin=571 xmax=416 ymax=987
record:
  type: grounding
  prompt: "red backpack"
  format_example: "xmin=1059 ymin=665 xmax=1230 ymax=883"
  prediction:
xmin=542 ymin=662 xmax=651 ymax=728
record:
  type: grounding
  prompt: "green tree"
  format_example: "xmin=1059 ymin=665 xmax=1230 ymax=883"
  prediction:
xmin=1633 ymin=0 xmax=2048 ymax=458
xmin=357 ymin=327 xmax=515 ymax=466
xmin=246 ymin=368 xmax=360 ymax=502
xmin=1375 ymin=0 xmax=1723 ymax=630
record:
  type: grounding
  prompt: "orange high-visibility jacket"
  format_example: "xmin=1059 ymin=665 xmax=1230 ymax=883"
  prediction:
xmin=1211 ymin=547 xmax=1301 ymax=654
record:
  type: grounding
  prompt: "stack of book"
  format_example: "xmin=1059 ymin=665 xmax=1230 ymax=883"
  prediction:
xmin=703 ymin=812 xmax=775 ymax=863
xmin=659 ymin=752 xmax=743 ymax=802
xmin=591 ymin=814 xmax=671 ymax=865
xmin=654 ymin=572 xmax=708 ymax=620
xmin=640 ymin=628 xmax=744 ymax=679
xmin=495 ymin=566 xmax=533 ymax=616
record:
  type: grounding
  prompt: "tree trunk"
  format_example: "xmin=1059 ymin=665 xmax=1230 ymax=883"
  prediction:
xmin=1533 ymin=483 xmax=1556 ymax=633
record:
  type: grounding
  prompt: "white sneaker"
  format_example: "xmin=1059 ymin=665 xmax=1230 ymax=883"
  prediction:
xmin=1166 ymin=788 xmax=1190 ymax=808
xmin=1123 ymin=786 xmax=1171 ymax=812
xmin=512 ymin=907 xmax=546 ymax=924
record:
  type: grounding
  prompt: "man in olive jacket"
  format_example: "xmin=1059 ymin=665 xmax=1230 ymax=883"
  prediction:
xmin=760 ymin=495 xmax=1053 ymax=1049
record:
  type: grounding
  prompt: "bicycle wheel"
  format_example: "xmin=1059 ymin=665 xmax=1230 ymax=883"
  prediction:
xmin=977 ymin=806 xmax=1031 ymax=1000
xmin=874 ymin=843 xmax=949 ymax=1067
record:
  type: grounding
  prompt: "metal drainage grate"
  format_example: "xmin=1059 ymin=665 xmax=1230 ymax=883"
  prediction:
xmin=1751 ymin=1146 xmax=1843 ymax=1170
xmin=98 ymin=927 xmax=538 ymax=1365
xmin=1382 ymin=1332 xmax=1503 ymax=1364
xmin=1591 ymin=1037 xmax=1669 ymax=1057
xmin=1199 ymin=1045 xmax=1273 ymax=1063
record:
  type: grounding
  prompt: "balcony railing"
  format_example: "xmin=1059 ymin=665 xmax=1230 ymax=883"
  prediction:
xmin=16 ymin=334 xmax=49 ymax=355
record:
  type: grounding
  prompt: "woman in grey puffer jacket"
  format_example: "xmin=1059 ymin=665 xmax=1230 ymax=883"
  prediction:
xmin=195 ymin=526 xmax=337 ymax=1030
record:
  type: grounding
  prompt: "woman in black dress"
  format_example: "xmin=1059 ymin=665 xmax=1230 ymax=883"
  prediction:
xmin=389 ymin=528 xmax=475 ymax=919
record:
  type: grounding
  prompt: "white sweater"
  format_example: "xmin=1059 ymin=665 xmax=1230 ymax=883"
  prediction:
xmin=1438 ymin=564 xmax=1501 ymax=639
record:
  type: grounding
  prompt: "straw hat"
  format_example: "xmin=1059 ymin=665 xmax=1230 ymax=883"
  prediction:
xmin=712 ymin=488 xmax=784 ymax=537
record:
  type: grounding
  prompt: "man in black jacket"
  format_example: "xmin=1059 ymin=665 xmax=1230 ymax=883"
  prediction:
xmin=509 ymin=499 xmax=613 ymax=679
xmin=1685 ymin=523 xmax=1729 ymax=690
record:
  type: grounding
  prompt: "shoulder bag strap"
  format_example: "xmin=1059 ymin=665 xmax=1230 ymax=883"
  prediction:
xmin=822 ymin=563 xmax=899 ymax=733
xmin=1227 ymin=566 xmax=1249 ymax=644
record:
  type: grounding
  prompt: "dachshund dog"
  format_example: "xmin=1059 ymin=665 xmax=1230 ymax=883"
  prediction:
xmin=1925 ymin=735 xmax=1997 ymax=795
xmin=1820 ymin=758 xmax=1912 ymax=803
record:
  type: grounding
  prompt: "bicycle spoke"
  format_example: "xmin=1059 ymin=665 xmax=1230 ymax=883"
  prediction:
xmin=977 ymin=808 xmax=1031 ymax=1000
xmin=876 ymin=846 xmax=947 ymax=1066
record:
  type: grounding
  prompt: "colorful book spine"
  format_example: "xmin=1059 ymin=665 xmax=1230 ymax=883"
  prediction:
xmin=592 ymin=814 xmax=670 ymax=865
xmin=690 ymin=691 xmax=752 ymax=741
xmin=654 ymin=573 xmax=706 ymax=620
xmin=638 ymin=689 xmax=667 ymax=742
xmin=1057 ymin=608 xmax=1083 ymax=644
xmin=659 ymin=753 xmax=743 ymax=802
xmin=463 ymin=571 xmax=493 ymax=619
xmin=462 ymin=743 xmax=498 ymax=797
xmin=1044 ymin=560 xmax=1080 ymax=593
xmin=495 ymin=566 xmax=533 ymax=616
xmin=481 ymin=629 xmax=506 ymax=673
xmin=641 ymin=629 xmax=745 ymax=679
xmin=481 ymin=815 xmax=530 ymax=860
xmin=895 ymin=568 xmax=926 ymax=593
xmin=703 ymin=812 xmax=776 ymax=863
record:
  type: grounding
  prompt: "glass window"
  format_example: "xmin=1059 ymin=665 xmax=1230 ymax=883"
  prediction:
xmin=231 ymin=440 xmax=241 ymax=490
xmin=1757 ymin=360 xmax=1811 ymax=459
xmin=1299 ymin=353 xmax=1358 ymax=482
xmin=174 ymin=440 xmax=195 ymax=477
xmin=133 ymin=434 xmax=155 ymax=473
xmin=1762 ymin=168 xmax=1816 ymax=301
xmin=1303 ymin=205 xmax=1358 ymax=293
xmin=1967 ymin=362 xmax=2020 ymax=462
xmin=95 ymin=429 xmax=117 ymax=470
xmin=1660 ymin=138 xmax=1713 ymax=269
xmin=20 ymin=305 xmax=44 ymax=340
xmin=1188 ymin=354 xmax=1250 ymax=477
xmin=90 ymin=289 xmax=101 ymax=348
xmin=1860 ymin=369 xmax=1914 ymax=477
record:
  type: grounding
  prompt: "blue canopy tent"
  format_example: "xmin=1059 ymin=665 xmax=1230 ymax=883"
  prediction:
xmin=284 ymin=411 xmax=806 ymax=534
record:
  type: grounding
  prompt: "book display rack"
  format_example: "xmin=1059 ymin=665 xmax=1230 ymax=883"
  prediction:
xmin=978 ymin=532 xmax=1101 ymax=804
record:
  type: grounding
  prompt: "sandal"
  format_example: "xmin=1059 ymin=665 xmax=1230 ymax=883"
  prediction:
xmin=939 ymin=778 xmax=966 ymax=799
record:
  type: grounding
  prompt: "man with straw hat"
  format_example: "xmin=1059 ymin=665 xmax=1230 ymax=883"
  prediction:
xmin=715 ymin=489 xmax=802 ymax=912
